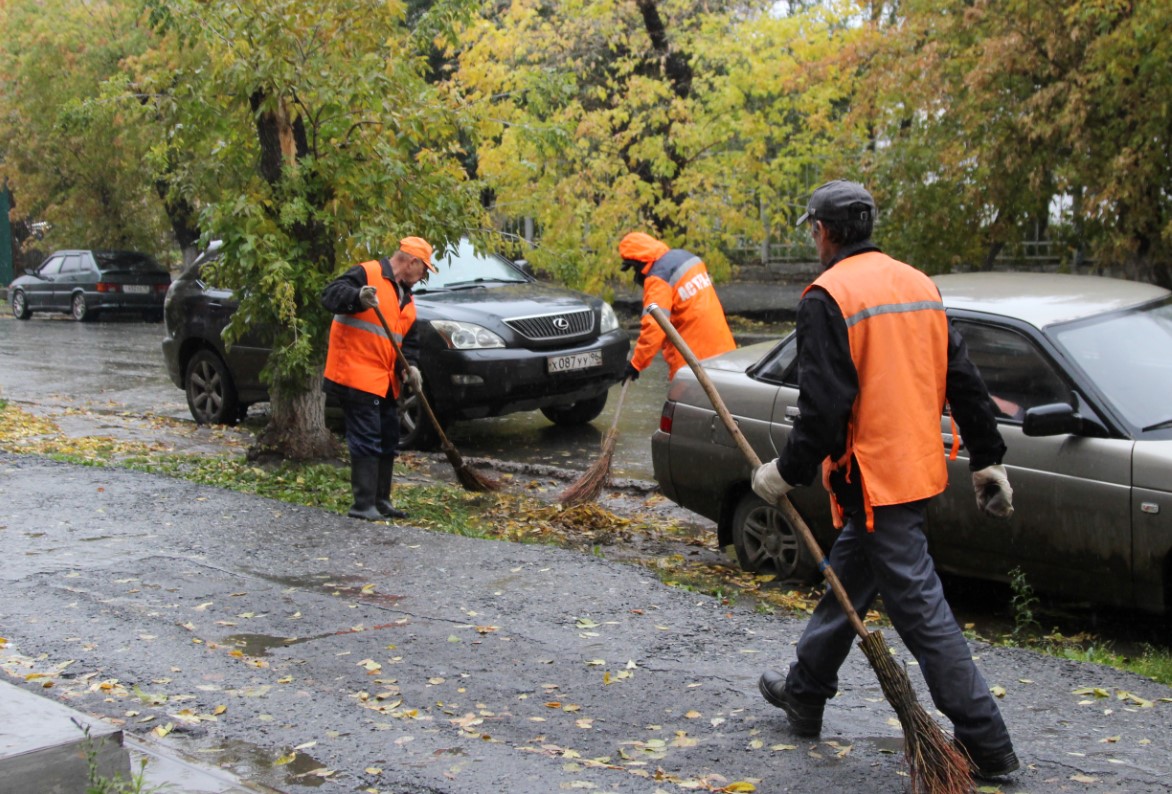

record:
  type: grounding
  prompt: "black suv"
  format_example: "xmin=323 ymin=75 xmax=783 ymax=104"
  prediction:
xmin=162 ymin=240 xmax=630 ymax=448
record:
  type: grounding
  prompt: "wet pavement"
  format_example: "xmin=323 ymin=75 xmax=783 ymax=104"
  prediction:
xmin=2 ymin=453 xmax=1172 ymax=793
xmin=0 ymin=311 xmax=789 ymax=483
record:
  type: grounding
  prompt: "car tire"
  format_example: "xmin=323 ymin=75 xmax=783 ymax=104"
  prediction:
xmin=71 ymin=293 xmax=95 ymax=322
xmin=11 ymin=290 xmax=31 ymax=320
xmin=540 ymin=391 xmax=608 ymax=426
xmin=397 ymin=382 xmax=441 ymax=451
xmin=185 ymin=349 xmax=240 ymax=426
xmin=731 ymin=492 xmax=818 ymax=582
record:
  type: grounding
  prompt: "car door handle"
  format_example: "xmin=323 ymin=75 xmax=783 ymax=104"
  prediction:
xmin=783 ymin=406 xmax=800 ymax=423
xmin=942 ymin=433 xmax=965 ymax=451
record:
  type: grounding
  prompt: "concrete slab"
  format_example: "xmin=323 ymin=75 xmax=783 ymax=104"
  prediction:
xmin=0 ymin=681 xmax=273 ymax=794
xmin=0 ymin=680 xmax=130 ymax=794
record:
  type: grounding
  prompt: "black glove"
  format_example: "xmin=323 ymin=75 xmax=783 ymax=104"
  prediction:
xmin=621 ymin=363 xmax=640 ymax=384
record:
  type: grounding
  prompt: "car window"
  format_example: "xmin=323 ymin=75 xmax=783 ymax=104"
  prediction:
xmin=953 ymin=320 xmax=1072 ymax=421
xmin=752 ymin=333 xmax=799 ymax=386
xmin=60 ymin=256 xmax=83 ymax=274
xmin=38 ymin=257 xmax=64 ymax=277
xmin=423 ymin=239 xmax=530 ymax=290
xmin=197 ymin=256 xmax=229 ymax=290
xmin=1050 ymin=297 xmax=1172 ymax=432
xmin=93 ymin=251 xmax=166 ymax=274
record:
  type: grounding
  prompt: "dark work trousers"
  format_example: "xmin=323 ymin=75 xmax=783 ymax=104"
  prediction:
xmin=787 ymin=499 xmax=1013 ymax=754
xmin=340 ymin=390 xmax=400 ymax=460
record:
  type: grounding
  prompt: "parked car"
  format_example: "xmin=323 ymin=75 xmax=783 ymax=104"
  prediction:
xmin=9 ymin=250 xmax=171 ymax=322
xmin=652 ymin=272 xmax=1172 ymax=613
xmin=162 ymin=239 xmax=631 ymax=448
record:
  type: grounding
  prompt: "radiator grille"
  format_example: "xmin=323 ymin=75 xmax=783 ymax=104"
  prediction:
xmin=505 ymin=308 xmax=595 ymax=341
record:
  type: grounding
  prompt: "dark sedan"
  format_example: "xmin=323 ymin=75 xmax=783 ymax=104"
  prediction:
xmin=9 ymin=250 xmax=171 ymax=322
xmin=162 ymin=239 xmax=630 ymax=448
xmin=653 ymin=272 xmax=1172 ymax=613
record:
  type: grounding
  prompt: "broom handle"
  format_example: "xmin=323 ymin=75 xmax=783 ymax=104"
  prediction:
xmin=647 ymin=304 xmax=869 ymax=640
xmin=371 ymin=304 xmax=464 ymax=461
xmin=608 ymin=378 xmax=631 ymax=436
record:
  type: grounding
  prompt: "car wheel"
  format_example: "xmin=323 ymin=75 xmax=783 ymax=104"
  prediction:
xmin=540 ymin=391 xmax=608 ymax=426
xmin=11 ymin=290 xmax=31 ymax=320
xmin=71 ymin=293 xmax=94 ymax=322
xmin=397 ymin=383 xmax=441 ymax=451
xmin=731 ymin=492 xmax=817 ymax=582
xmin=185 ymin=349 xmax=240 ymax=426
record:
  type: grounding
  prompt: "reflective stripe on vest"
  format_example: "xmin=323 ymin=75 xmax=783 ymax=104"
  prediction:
xmin=808 ymin=251 xmax=950 ymax=530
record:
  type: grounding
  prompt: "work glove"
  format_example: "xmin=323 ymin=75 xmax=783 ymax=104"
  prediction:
xmin=752 ymin=458 xmax=794 ymax=504
xmin=402 ymin=364 xmax=423 ymax=394
xmin=972 ymin=464 xmax=1014 ymax=519
xmin=621 ymin=362 xmax=640 ymax=384
xmin=358 ymin=285 xmax=379 ymax=310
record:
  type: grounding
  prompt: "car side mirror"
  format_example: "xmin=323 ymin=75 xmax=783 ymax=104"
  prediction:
xmin=1022 ymin=402 xmax=1081 ymax=437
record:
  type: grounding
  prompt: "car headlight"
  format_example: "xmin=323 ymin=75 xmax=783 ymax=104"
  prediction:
xmin=431 ymin=320 xmax=506 ymax=350
xmin=599 ymin=302 xmax=620 ymax=334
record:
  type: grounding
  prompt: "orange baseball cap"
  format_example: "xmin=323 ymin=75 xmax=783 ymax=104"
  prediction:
xmin=399 ymin=236 xmax=437 ymax=273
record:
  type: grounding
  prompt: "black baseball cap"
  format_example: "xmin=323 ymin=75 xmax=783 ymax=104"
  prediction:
xmin=796 ymin=180 xmax=876 ymax=226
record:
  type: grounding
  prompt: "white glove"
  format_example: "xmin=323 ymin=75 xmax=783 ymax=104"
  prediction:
xmin=752 ymin=459 xmax=794 ymax=504
xmin=972 ymin=464 xmax=1014 ymax=519
xmin=402 ymin=364 xmax=422 ymax=393
xmin=359 ymin=285 xmax=379 ymax=309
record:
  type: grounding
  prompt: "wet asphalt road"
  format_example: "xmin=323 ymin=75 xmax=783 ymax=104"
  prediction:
xmin=0 ymin=314 xmax=695 ymax=482
xmin=3 ymin=454 xmax=1172 ymax=793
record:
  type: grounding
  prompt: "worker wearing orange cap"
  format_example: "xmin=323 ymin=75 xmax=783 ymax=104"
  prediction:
xmin=322 ymin=237 xmax=437 ymax=521
xmin=618 ymin=232 xmax=736 ymax=381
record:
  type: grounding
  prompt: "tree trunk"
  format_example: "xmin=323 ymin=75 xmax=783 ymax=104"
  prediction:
xmin=249 ymin=371 xmax=340 ymax=463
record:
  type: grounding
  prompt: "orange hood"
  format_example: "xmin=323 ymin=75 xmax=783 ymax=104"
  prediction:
xmin=618 ymin=232 xmax=670 ymax=273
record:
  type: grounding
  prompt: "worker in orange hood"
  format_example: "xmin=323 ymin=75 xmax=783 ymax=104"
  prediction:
xmin=617 ymin=232 xmax=736 ymax=381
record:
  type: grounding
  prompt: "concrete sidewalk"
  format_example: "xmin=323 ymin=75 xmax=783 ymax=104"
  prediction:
xmin=0 ymin=679 xmax=274 ymax=793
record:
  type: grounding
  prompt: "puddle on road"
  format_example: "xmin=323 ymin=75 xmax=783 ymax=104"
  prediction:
xmin=223 ymin=632 xmax=307 ymax=657
xmin=195 ymin=738 xmax=330 ymax=788
xmin=223 ymin=620 xmax=413 ymax=656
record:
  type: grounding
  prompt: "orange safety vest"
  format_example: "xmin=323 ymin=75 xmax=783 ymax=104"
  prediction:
xmin=809 ymin=251 xmax=950 ymax=531
xmin=323 ymin=260 xmax=416 ymax=399
xmin=627 ymin=242 xmax=736 ymax=378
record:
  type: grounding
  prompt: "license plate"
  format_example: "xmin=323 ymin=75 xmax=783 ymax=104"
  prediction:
xmin=547 ymin=350 xmax=602 ymax=374
xmin=122 ymin=285 xmax=150 ymax=294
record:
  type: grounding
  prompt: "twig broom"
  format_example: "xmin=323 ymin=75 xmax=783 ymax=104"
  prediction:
xmin=372 ymin=305 xmax=502 ymax=493
xmin=646 ymin=303 xmax=970 ymax=794
xmin=558 ymin=379 xmax=631 ymax=506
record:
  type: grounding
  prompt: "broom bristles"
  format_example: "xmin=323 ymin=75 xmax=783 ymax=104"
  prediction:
xmin=439 ymin=440 xmax=503 ymax=492
xmin=859 ymin=631 xmax=972 ymax=794
xmin=559 ymin=428 xmax=619 ymax=506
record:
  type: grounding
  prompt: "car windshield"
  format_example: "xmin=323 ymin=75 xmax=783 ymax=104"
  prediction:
xmin=1050 ymin=296 xmax=1172 ymax=431
xmin=94 ymin=251 xmax=166 ymax=274
xmin=420 ymin=240 xmax=529 ymax=291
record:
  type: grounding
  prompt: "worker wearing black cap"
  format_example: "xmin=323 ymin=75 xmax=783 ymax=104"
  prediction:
xmin=752 ymin=180 xmax=1019 ymax=782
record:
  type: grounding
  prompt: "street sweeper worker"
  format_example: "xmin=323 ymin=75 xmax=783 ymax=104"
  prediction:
xmin=322 ymin=237 xmax=435 ymax=521
xmin=617 ymin=232 xmax=735 ymax=382
xmin=750 ymin=180 xmax=1020 ymax=781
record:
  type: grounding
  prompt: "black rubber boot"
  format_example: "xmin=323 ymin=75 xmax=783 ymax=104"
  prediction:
xmin=759 ymin=670 xmax=824 ymax=737
xmin=376 ymin=457 xmax=408 ymax=520
xmin=955 ymin=739 xmax=1020 ymax=781
xmin=347 ymin=457 xmax=384 ymax=521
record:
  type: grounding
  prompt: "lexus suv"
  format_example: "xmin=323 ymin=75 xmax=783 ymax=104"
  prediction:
xmin=162 ymin=239 xmax=630 ymax=448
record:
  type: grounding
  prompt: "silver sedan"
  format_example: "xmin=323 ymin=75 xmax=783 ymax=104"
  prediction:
xmin=652 ymin=272 xmax=1172 ymax=613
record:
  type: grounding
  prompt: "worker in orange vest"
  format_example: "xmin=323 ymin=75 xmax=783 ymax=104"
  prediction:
xmin=617 ymin=232 xmax=735 ymax=382
xmin=322 ymin=237 xmax=436 ymax=521
xmin=751 ymin=181 xmax=1018 ymax=782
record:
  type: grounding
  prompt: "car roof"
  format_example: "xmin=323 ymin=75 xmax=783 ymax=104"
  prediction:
xmin=933 ymin=272 xmax=1171 ymax=329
